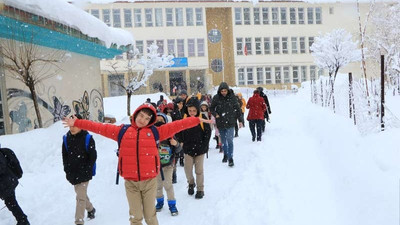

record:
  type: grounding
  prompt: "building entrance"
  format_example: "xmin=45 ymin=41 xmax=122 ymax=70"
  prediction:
xmin=169 ymin=71 xmax=185 ymax=96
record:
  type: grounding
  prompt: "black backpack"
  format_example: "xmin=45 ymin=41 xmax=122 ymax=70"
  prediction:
xmin=0 ymin=148 xmax=23 ymax=179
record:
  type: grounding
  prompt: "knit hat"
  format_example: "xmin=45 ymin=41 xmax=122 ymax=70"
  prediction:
xmin=179 ymin=90 xmax=188 ymax=96
xmin=200 ymin=101 xmax=209 ymax=107
xmin=156 ymin=112 xmax=168 ymax=123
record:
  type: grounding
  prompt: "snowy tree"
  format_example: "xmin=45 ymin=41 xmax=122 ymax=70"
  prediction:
xmin=310 ymin=29 xmax=361 ymax=111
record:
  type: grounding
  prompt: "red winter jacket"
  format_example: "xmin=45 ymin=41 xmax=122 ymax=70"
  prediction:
xmin=73 ymin=104 xmax=200 ymax=181
xmin=246 ymin=93 xmax=267 ymax=120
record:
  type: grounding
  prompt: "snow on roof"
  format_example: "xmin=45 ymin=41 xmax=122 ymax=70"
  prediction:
xmin=2 ymin=0 xmax=134 ymax=48
xmin=71 ymin=0 xmax=392 ymax=4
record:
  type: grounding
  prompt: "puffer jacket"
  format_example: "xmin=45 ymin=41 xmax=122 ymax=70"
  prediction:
xmin=246 ymin=93 xmax=266 ymax=120
xmin=74 ymin=104 xmax=200 ymax=182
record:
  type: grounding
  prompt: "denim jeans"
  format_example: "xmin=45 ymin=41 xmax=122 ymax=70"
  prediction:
xmin=219 ymin=127 xmax=235 ymax=159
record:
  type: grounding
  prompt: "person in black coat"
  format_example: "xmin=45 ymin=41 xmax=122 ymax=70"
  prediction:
xmin=0 ymin=147 xmax=30 ymax=225
xmin=62 ymin=114 xmax=97 ymax=225
xmin=257 ymin=87 xmax=272 ymax=132
xmin=209 ymin=82 xmax=243 ymax=166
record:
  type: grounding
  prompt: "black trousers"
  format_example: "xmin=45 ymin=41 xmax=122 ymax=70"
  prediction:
xmin=249 ymin=119 xmax=263 ymax=141
xmin=3 ymin=191 xmax=29 ymax=225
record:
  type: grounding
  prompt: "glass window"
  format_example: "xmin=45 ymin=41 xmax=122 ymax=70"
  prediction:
xmin=136 ymin=40 xmax=143 ymax=54
xmin=197 ymin=38 xmax=205 ymax=56
xmin=108 ymin=74 xmax=125 ymax=97
xmin=307 ymin=7 xmax=314 ymax=24
xmin=265 ymin=67 xmax=272 ymax=84
xmin=113 ymin=9 xmax=121 ymax=27
xmin=155 ymin=8 xmax=163 ymax=27
xmin=211 ymin=59 xmax=224 ymax=73
xmin=146 ymin=40 xmax=154 ymax=54
xmin=102 ymin=9 xmax=111 ymax=26
xmin=238 ymin=68 xmax=245 ymax=85
xmin=186 ymin=8 xmax=194 ymax=26
xmin=255 ymin=37 xmax=262 ymax=55
xmin=177 ymin=39 xmax=185 ymax=57
xmin=329 ymin=7 xmax=334 ymax=15
xmin=195 ymin=8 xmax=203 ymax=25
xmin=273 ymin=37 xmax=280 ymax=54
xmin=291 ymin=37 xmax=298 ymax=54
xmin=300 ymin=37 xmax=306 ymax=53
xmin=247 ymin=68 xmax=254 ymax=85
xmin=301 ymin=66 xmax=307 ymax=82
xmin=145 ymin=8 xmax=153 ymax=27
xmin=167 ymin=39 xmax=175 ymax=55
xmin=208 ymin=29 xmax=222 ymax=43
xmin=188 ymin=39 xmax=195 ymax=57
xmin=290 ymin=8 xmax=296 ymax=24
xmin=318 ymin=68 xmax=324 ymax=78
xmin=264 ymin=37 xmax=270 ymax=54
xmin=245 ymin=37 xmax=252 ymax=55
xmin=243 ymin=8 xmax=251 ymax=25
xmin=316 ymin=7 xmax=322 ymax=24
xmin=134 ymin=9 xmax=142 ymax=27
xmin=235 ymin=8 xmax=242 ymax=25
xmin=175 ymin=8 xmax=183 ymax=26
xmin=282 ymin=37 xmax=288 ymax=54
xmin=236 ymin=38 xmax=243 ymax=55
xmin=254 ymin=8 xmax=261 ymax=25
xmin=283 ymin=66 xmax=290 ymax=83
xmin=262 ymin=7 xmax=269 ymax=24
xmin=280 ymin=8 xmax=287 ymax=25
xmin=275 ymin=67 xmax=281 ymax=84
xmin=156 ymin=40 xmax=164 ymax=55
xmin=272 ymin=7 xmax=279 ymax=24
xmin=124 ymin=9 xmax=132 ymax=27
xmin=166 ymin=8 xmax=173 ymax=26
xmin=308 ymin=37 xmax=314 ymax=53
xmin=91 ymin=9 xmax=99 ymax=19
xmin=257 ymin=67 xmax=264 ymax=84
xmin=293 ymin=66 xmax=299 ymax=83
xmin=310 ymin=65 xmax=316 ymax=80
xmin=298 ymin=8 xmax=304 ymax=24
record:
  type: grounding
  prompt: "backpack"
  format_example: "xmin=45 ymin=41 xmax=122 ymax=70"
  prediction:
xmin=63 ymin=133 xmax=96 ymax=176
xmin=0 ymin=148 xmax=23 ymax=179
xmin=115 ymin=124 xmax=160 ymax=184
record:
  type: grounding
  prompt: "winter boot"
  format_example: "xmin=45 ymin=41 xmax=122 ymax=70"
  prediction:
xmin=222 ymin=154 xmax=228 ymax=163
xmin=195 ymin=191 xmax=204 ymax=199
xmin=228 ymin=158 xmax=234 ymax=167
xmin=188 ymin=183 xmax=196 ymax=195
xmin=168 ymin=200 xmax=179 ymax=216
xmin=172 ymin=170 xmax=177 ymax=184
xmin=155 ymin=197 xmax=164 ymax=212
xmin=87 ymin=208 xmax=96 ymax=219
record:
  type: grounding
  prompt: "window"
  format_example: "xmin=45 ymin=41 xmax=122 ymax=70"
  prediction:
xmin=134 ymin=9 xmax=142 ymax=27
xmin=211 ymin=59 xmax=224 ymax=73
xmin=145 ymin=8 xmax=153 ymax=27
xmin=188 ymin=39 xmax=195 ymax=57
xmin=280 ymin=8 xmax=287 ymax=25
xmin=265 ymin=67 xmax=272 ymax=84
xmin=283 ymin=66 xmax=290 ymax=83
xmin=236 ymin=38 xmax=243 ymax=55
xmin=301 ymin=66 xmax=307 ymax=82
xmin=177 ymin=39 xmax=185 ymax=57
xmin=243 ymin=8 xmax=251 ymax=25
xmin=254 ymin=8 xmax=261 ymax=25
xmin=235 ymin=8 xmax=242 ymax=25
xmin=238 ymin=68 xmax=245 ymax=85
xmin=166 ymin=8 xmax=173 ymax=26
xmin=291 ymin=37 xmax=298 ymax=54
xmin=308 ymin=37 xmax=314 ymax=53
xmin=292 ymin=66 xmax=299 ymax=83
xmin=300 ymin=37 xmax=306 ymax=53
xmin=316 ymin=7 xmax=322 ymax=24
xmin=91 ymin=9 xmax=99 ymax=19
xmin=146 ymin=40 xmax=154 ymax=53
xmin=195 ymin=8 xmax=203 ymax=25
xmin=102 ymin=9 xmax=111 ymax=26
xmin=290 ymin=8 xmax=296 ymax=24
xmin=208 ymin=29 xmax=222 ymax=43
xmin=329 ymin=7 xmax=334 ymax=15
xmin=113 ymin=9 xmax=121 ymax=27
xmin=273 ymin=37 xmax=280 ymax=54
xmin=298 ymin=8 xmax=304 ymax=24
xmin=318 ymin=68 xmax=324 ymax=78
xmin=108 ymin=74 xmax=125 ymax=97
xmin=307 ymin=7 xmax=314 ymax=24
xmin=255 ymin=37 xmax=262 ymax=55
xmin=282 ymin=37 xmax=288 ymax=54
xmin=245 ymin=38 xmax=252 ymax=55
xmin=186 ymin=8 xmax=194 ymax=26
xmin=155 ymin=8 xmax=163 ymax=27
xmin=156 ymin=40 xmax=164 ymax=55
xmin=264 ymin=37 xmax=271 ymax=54
xmin=124 ymin=9 xmax=132 ymax=27
xmin=247 ymin=68 xmax=254 ymax=85
xmin=272 ymin=7 xmax=279 ymax=24
xmin=197 ymin=38 xmax=205 ymax=56
xmin=275 ymin=67 xmax=281 ymax=84
xmin=167 ymin=39 xmax=175 ymax=55
xmin=257 ymin=67 xmax=264 ymax=84
xmin=262 ymin=7 xmax=269 ymax=24
xmin=136 ymin=40 xmax=143 ymax=54
xmin=175 ymin=8 xmax=183 ymax=26
xmin=310 ymin=65 xmax=316 ymax=80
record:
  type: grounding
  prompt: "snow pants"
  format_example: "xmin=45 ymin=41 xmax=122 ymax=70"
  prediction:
xmin=74 ymin=181 xmax=94 ymax=225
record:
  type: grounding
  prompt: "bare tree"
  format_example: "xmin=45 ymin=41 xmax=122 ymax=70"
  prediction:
xmin=0 ymin=24 xmax=65 ymax=128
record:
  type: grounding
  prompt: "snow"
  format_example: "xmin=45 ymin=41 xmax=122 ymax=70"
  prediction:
xmin=4 ymin=0 xmax=134 ymax=48
xmin=0 ymin=86 xmax=399 ymax=225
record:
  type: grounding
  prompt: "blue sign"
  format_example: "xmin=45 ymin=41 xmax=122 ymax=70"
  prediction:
xmin=168 ymin=57 xmax=188 ymax=67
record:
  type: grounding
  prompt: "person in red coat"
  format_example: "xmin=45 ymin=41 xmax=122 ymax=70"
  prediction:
xmin=246 ymin=89 xmax=267 ymax=142
xmin=63 ymin=103 xmax=210 ymax=225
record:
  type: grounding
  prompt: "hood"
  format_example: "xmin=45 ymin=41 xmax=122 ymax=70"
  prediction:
xmin=217 ymin=82 xmax=230 ymax=95
xmin=185 ymin=96 xmax=200 ymax=117
xmin=131 ymin=103 xmax=157 ymax=128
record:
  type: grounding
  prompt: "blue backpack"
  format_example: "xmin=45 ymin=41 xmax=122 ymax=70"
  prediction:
xmin=63 ymin=133 xmax=96 ymax=176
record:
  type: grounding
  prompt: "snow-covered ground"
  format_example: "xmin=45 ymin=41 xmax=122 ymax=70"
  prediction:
xmin=0 ymin=88 xmax=399 ymax=225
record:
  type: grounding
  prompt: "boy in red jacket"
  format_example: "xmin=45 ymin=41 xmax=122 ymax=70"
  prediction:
xmin=63 ymin=103 xmax=210 ymax=225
